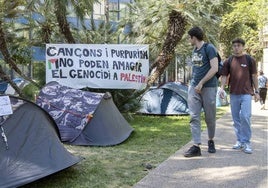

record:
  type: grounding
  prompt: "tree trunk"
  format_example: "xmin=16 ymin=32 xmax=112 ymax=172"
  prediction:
xmin=104 ymin=0 xmax=110 ymax=43
xmin=55 ymin=0 xmax=76 ymax=43
xmin=41 ymin=23 xmax=52 ymax=43
xmin=119 ymin=10 xmax=187 ymax=104
xmin=0 ymin=21 xmax=40 ymax=92
xmin=147 ymin=10 xmax=187 ymax=86
xmin=0 ymin=65 xmax=24 ymax=97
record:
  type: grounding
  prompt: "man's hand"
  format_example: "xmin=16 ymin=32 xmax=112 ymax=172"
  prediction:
xmin=218 ymin=88 xmax=226 ymax=99
xmin=195 ymin=82 xmax=203 ymax=93
xmin=254 ymin=93 xmax=260 ymax=102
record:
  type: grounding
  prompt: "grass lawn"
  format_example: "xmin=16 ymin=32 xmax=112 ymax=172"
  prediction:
xmin=22 ymin=106 xmax=228 ymax=188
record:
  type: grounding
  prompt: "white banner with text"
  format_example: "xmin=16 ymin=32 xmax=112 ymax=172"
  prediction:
xmin=46 ymin=44 xmax=149 ymax=89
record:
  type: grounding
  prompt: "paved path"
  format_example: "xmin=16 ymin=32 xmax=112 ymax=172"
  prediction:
xmin=134 ymin=101 xmax=268 ymax=188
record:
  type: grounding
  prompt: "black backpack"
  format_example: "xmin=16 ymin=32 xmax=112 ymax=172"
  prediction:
xmin=203 ymin=43 xmax=222 ymax=79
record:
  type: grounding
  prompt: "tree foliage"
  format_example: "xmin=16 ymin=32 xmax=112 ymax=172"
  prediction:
xmin=115 ymin=0 xmax=226 ymax=108
xmin=220 ymin=0 xmax=268 ymax=60
xmin=0 ymin=0 xmax=39 ymax=96
xmin=121 ymin=0 xmax=224 ymax=59
xmin=1 ymin=0 xmax=266 ymax=110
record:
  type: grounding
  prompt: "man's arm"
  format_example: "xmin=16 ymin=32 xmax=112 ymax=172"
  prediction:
xmin=195 ymin=57 xmax=218 ymax=93
xmin=220 ymin=76 xmax=227 ymax=90
xmin=252 ymin=74 xmax=259 ymax=92
xmin=219 ymin=75 xmax=227 ymax=99
xmin=252 ymin=74 xmax=260 ymax=102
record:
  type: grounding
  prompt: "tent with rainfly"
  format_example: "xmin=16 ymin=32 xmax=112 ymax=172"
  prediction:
xmin=36 ymin=81 xmax=134 ymax=146
xmin=138 ymin=82 xmax=189 ymax=115
xmin=0 ymin=95 xmax=81 ymax=188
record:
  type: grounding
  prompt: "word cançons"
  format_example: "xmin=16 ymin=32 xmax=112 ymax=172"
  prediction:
xmin=47 ymin=47 xmax=102 ymax=58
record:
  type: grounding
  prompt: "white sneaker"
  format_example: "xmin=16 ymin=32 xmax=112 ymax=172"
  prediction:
xmin=232 ymin=141 xmax=243 ymax=150
xmin=243 ymin=143 xmax=252 ymax=154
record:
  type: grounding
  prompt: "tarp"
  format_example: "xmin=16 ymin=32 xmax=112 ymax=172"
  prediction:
xmin=36 ymin=81 xmax=134 ymax=146
xmin=0 ymin=96 xmax=81 ymax=188
xmin=138 ymin=82 xmax=189 ymax=115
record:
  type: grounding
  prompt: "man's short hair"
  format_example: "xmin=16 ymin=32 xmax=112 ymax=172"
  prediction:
xmin=232 ymin=38 xmax=245 ymax=46
xmin=188 ymin=26 xmax=204 ymax=41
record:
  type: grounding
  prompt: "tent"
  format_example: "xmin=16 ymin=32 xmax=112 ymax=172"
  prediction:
xmin=36 ymin=81 xmax=134 ymax=146
xmin=5 ymin=78 xmax=29 ymax=95
xmin=138 ymin=82 xmax=189 ymax=115
xmin=0 ymin=78 xmax=29 ymax=95
xmin=0 ymin=95 xmax=81 ymax=188
xmin=0 ymin=80 xmax=8 ymax=94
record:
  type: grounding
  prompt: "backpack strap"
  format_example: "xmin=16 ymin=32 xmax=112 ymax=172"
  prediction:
xmin=203 ymin=43 xmax=209 ymax=59
xmin=227 ymin=55 xmax=233 ymax=67
xmin=245 ymin=54 xmax=253 ymax=86
xmin=227 ymin=55 xmax=233 ymax=88
xmin=245 ymin=54 xmax=252 ymax=74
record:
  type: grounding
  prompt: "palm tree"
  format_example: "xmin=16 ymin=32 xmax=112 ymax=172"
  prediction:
xmin=121 ymin=0 xmax=224 ymax=87
xmin=113 ymin=0 xmax=225 ymax=108
xmin=147 ymin=10 xmax=186 ymax=86
xmin=0 ymin=0 xmax=40 ymax=96
xmin=54 ymin=0 xmax=76 ymax=43
xmin=44 ymin=0 xmax=97 ymax=43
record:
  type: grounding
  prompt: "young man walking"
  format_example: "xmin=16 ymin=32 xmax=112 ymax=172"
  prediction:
xmin=219 ymin=38 xmax=259 ymax=154
xmin=258 ymin=70 xmax=267 ymax=110
xmin=184 ymin=27 xmax=219 ymax=157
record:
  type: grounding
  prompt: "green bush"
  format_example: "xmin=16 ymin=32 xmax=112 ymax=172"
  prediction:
xmin=33 ymin=62 xmax=46 ymax=86
xmin=22 ymin=83 xmax=40 ymax=101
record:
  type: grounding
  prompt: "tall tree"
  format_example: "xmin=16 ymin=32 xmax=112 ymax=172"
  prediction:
xmin=220 ymin=0 xmax=268 ymax=60
xmin=112 ymin=0 xmax=225 ymax=110
xmin=0 ymin=0 xmax=39 ymax=96
xmin=47 ymin=0 xmax=96 ymax=43
xmin=28 ymin=0 xmax=97 ymax=44
xmin=147 ymin=10 xmax=187 ymax=85
xmin=54 ymin=0 xmax=76 ymax=43
xmin=121 ymin=0 xmax=224 ymax=86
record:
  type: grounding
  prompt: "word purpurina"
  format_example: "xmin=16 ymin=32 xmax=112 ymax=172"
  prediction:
xmin=47 ymin=47 xmax=149 ymax=60
xmin=46 ymin=44 xmax=149 ymax=89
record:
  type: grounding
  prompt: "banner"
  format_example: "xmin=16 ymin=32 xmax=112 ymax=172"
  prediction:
xmin=46 ymin=44 xmax=149 ymax=89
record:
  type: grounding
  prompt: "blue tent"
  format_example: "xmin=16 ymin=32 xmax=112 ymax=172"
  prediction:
xmin=138 ymin=82 xmax=189 ymax=115
xmin=0 ymin=80 xmax=8 ymax=94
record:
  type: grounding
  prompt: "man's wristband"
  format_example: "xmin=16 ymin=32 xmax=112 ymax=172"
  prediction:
xmin=255 ymin=90 xmax=259 ymax=94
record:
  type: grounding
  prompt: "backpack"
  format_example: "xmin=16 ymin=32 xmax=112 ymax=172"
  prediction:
xmin=227 ymin=54 xmax=253 ymax=86
xmin=203 ymin=43 xmax=223 ymax=79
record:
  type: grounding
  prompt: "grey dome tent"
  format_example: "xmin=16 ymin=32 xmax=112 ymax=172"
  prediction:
xmin=138 ymin=82 xmax=189 ymax=115
xmin=36 ymin=81 xmax=134 ymax=146
xmin=0 ymin=96 xmax=81 ymax=188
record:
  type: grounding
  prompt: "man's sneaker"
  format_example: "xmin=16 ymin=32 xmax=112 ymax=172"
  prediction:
xmin=232 ymin=141 xmax=243 ymax=150
xmin=208 ymin=140 xmax=216 ymax=153
xmin=184 ymin=145 xmax=201 ymax=157
xmin=243 ymin=143 xmax=252 ymax=154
